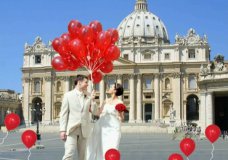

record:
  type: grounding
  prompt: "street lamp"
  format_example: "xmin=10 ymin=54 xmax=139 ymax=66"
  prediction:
xmin=32 ymin=102 xmax=46 ymax=149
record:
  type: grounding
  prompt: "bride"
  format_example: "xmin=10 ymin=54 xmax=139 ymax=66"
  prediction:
xmin=86 ymin=83 xmax=124 ymax=160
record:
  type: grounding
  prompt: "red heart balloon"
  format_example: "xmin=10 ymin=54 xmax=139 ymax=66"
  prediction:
xmin=168 ymin=153 xmax=184 ymax=160
xmin=105 ymin=148 xmax=120 ymax=160
xmin=4 ymin=113 xmax=20 ymax=131
xmin=205 ymin=124 xmax=221 ymax=143
xmin=21 ymin=130 xmax=37 ymax=149
xmin=180 ymin=138 xmax=195 ymax=157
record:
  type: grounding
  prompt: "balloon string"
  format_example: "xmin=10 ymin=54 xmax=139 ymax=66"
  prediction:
xmin=210 ymin=143 xmax=214 ymax=160
xmin=0 ymin=131 xmax=9 ymax=145
xmin=93 ymin=59 xmax=105 ymax=72
xmin=27 ymin=148 xmax=31 ymax=160
xmin=186 ymin=157 xmax=190 ymax=160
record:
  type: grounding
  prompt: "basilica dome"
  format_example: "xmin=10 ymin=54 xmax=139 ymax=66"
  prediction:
xmin=117 ymin=0 xmax=170 ymax=44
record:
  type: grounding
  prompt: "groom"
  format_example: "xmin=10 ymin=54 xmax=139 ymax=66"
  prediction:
xmin=59 ymin=74 xmax=98 ymax=160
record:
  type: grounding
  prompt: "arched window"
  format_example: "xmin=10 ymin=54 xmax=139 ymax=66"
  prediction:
xmin=56 ymin=81 xmax=61 ymax=92
xmin=186 ymin=95 xmax=199 ymax=121
xmin=189 ymin=75 xmax=197 ymax=89
xmin=165 ymin=78 xmax=171 ymax=90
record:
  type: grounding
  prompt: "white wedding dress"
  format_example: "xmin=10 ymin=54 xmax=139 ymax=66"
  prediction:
xmin=86 ymin=103 xmax=121 ymax=160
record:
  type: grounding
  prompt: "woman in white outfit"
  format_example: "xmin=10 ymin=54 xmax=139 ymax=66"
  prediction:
xmin=86 ymin=83 xmax=124 ymax=160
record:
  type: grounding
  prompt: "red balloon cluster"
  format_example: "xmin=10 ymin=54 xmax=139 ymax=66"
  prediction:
xmin=205 ymin=124 xmax=221 ymax=143
xmin=105 ymin=148 xmax=120 ymax=160
xmin=4 ymin=113 xmax=20 ymax=131
xmin=52 ymin=20 xmax=120 ymax=84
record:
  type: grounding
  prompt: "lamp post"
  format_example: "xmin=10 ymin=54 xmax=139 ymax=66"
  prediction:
xmin=32 ymin=102 xmax=46 ymax=149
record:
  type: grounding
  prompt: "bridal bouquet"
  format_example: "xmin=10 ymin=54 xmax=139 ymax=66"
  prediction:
xmin=115 ymin=103 xmax=127 ymax=112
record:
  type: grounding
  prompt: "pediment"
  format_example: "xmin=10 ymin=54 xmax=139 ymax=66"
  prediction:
xmin=113 ymin=57 xmax=136 ymax=65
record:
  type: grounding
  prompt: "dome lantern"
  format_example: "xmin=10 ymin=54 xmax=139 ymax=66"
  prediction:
xmin=135 ymin=0 xmax=148 ymax=11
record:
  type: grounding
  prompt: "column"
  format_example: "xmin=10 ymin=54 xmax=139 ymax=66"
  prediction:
xmin=136 ymin=74 xmax=142 ymax=123
xmin=129 ymin=74 xmax=135 ymax=123
xmin=183 ymin=101 xmax=187 ymax=123
xmin=117 ymin=74 xmax=123 ymax=100
xmin=44 ymin=77 xmax=52 ymax=124
xmin=206 ymin=92 xmax=213 ymax=126
xmin=65 ymin=77 xmax=70 ymax=92
xmin=173 ymin=74 xmax=181 ymax=121
xmin=23 ymin=78 xmax=30 ymax=126
xmin=154 ymin=74 xmax=160 ymax=120
xmin=99 ymin=79 xmax=105 ymax=104
xmin=200 ymin=92 xmax=206 ymax=129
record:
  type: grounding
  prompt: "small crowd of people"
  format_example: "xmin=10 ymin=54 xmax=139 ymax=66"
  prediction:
xmin=174 ymin=123 xmax=202 ymax=139
xmin=222 ymin=130 xmax=228 ymax=140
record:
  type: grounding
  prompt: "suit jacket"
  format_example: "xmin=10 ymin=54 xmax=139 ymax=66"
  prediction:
xmin=59 ymin=89 xmax=98 ymax=137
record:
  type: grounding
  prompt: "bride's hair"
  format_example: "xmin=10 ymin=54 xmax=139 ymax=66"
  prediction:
xmin=114 ymin=83 xmax=124 ymax=96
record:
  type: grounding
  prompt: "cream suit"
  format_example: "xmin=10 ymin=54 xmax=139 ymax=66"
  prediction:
xmin=60 ymin=89 xmax=97 ymax=160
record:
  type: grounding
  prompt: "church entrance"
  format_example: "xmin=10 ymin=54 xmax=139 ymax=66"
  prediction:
xmin=144 ymin=103 xmax=152 ymax=122
xmin=215 ymin=95 xmax=228 ymax=131
xmin=31 ymin=97 xmax=43 ymax=123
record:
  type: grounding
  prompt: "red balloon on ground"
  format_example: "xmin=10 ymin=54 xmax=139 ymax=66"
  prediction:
xmin=168 ymin=153 xmax=184 ymax=160
xmin=4 ymin=113 xmax=20 ymax=131
xmin=21 ymin=130 xmax=37 ymax=149
xmin=205 ymin=124 xmax=221 ymax=143
xmin=105 ymin=148 xmax=120 ymax=160
xmin=180 ymin=138 xmax=195 ymax=157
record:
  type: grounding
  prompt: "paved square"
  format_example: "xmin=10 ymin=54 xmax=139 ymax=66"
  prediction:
xmin=1 ymin=132 xmax=228 ymax=160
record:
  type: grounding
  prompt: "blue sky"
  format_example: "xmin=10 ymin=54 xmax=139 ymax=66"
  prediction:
xmin=0 ymin=0 xmax=227 ymax=93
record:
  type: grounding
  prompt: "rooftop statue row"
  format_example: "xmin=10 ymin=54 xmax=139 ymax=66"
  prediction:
xmin=200 ymin=55 xmax=227 ymax=75
xmin=175 ymin=28 xmax=208 ymax=46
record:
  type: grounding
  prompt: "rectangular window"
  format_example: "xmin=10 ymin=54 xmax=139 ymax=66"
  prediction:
xmin=124 ymin=95 xmax=129 ymax=99
xmin=35 ymin=55 xmax=41 ymax=64
xmin=145 ymin=95 xmax=152 ymax=99
xmin=144 ymin=77 xmax=152 ymax=89
xmin=144 ymin=54 xmax=151 ymax=60
xmin=123 ymin=79 xmax=129 ymax=90
xmin=95 ymin=84 xmax=99 ymax=91
xmin=107 ymin=78 xmax=115 ymax=89
xmin=165 ymin=53 xmax=170 ymax=60
xmin=188 ymin=49 xmax=195 ymax=59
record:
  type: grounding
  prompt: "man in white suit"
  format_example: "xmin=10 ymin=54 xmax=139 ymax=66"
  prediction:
xmin=59 ymin=75 xmax=98 ymax=160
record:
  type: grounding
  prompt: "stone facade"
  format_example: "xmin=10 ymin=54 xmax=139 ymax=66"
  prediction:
xmin=21 ymin=0 xmax=227 ymax=131
xmin=0 ymin=90 xmax=22 ymax=127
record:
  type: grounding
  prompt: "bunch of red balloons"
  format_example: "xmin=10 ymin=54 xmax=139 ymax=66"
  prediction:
xmin=52 ymin=20 xmax=120 ymax=83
